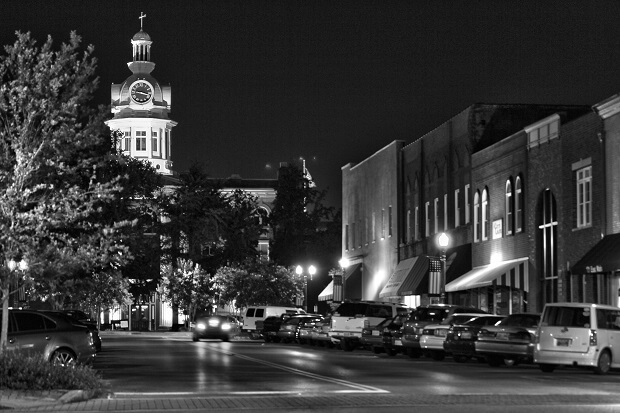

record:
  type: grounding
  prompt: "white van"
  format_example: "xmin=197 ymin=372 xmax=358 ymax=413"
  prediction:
xmin=242 ymin=306 xmax=306 ymax=339
xmin=534 ymin=302 xmax=620 ymax=374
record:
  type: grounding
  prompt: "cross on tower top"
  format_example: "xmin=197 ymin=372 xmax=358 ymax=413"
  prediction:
xmin=139 ymin=12 xmax=146 ymax=30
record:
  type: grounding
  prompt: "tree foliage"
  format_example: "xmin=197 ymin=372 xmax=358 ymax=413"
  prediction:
xmin=212 ymin=260 xmax=304 ymax=309
xmin=0 ymin=31 xmax=134 ymax=349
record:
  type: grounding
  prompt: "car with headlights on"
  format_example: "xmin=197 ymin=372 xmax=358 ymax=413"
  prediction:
xmin=401 ymin=304 xmax=487 ymax=358
xmin=419 ymin=313 xmax=499 ymax=361
xmin=443 ymin=314 xmax=504 ymax=362
xmin=192 ymin=315 xmax=241 ymax=342
xmin=2 ymin=309 xmax=96 ymax=366
xmin=475 ymin=313 xmax=541 ymax=366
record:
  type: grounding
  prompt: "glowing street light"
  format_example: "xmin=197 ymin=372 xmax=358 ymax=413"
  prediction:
xmin=296 ymin=265 xmax=317 ymax=312
xmin=437 ymin=233 xmax=450 ymax=304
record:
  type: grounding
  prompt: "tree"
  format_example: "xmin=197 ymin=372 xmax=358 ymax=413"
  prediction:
xmin=0 ymin=32 xmax=133 ymax=350
xmin=269 ymin=163 xmax=340 ymax=265
xmin=212 ymin=260 xmax=304 ymax=309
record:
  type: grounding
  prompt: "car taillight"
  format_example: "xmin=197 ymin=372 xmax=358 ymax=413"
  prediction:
xmin=589 ymin=329 xmax=597 ymax=346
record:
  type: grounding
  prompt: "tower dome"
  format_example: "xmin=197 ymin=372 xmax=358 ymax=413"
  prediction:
xmin=132 ymin=30 xmax=151 ymax=42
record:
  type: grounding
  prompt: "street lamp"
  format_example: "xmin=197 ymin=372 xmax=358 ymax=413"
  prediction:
xmin=437 ymin=232 xmax=450 ymax=304
xmin=296 ymin=265 xmax=317 ymax=312
xmin=338 ymin=258 xmax=349 ymax=302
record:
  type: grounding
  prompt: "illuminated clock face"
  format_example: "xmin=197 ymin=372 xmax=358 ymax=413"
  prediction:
xmin=130 ymin=81 xmax=153 ymax=104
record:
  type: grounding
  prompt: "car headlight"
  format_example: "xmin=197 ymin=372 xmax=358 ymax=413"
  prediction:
xmin=221 ymin=323 xmax=231 ymax=331
xmin=196 ymin=322 xmax=206 ymax=330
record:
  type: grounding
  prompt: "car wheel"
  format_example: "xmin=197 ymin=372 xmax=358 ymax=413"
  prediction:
xmin=264 ymin=336 xmax=271 ymax=343
xmin=372 ymin=346 xmax=383 ymax=354
xmin=192 ymin=335 xmax=199 ymax=342
xmin=594 ymin=350 xmax=612 ymax=375
xmin=406 ymin=348 xmax=421 ymax=358
xmin=386 ymin=347 xmax=398 ymax=357
xmin=272 ymin=337 xmax=281 ymax=343
xmin=341 ymin=338 xmax=354 ymax=352
xmin=222 ymin=336 xmax=230 ymax=342
xmin=539 ymin=363 xmax=556 ymax=373
xmin=431 ymin=350 xmax=445 ymax=361
xmin=50 ymin=349 xmax=77 ymax=367
xmin=487 ymin=355 xmax=504 ymax=367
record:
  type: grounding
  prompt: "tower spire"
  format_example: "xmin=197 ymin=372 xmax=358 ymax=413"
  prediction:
xmin=139 ymin=12 xmax=146 ymax=30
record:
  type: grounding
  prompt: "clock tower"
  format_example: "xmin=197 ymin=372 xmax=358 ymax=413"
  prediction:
xmin=106 ymin=13 xmax=177 ymax=175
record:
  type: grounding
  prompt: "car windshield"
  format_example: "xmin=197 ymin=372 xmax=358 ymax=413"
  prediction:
xmin=497 ymin=314 xmax=541 ymax=327
xmin=413 ymin=308 xmax=450 ymax=322
xmin=440 ymin=315 xmax=478 ymax=325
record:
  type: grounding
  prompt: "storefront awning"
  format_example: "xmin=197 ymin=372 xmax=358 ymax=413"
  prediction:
xmin=445 ymin=257 xmax=529 ymax=293
xmin=571 ymin=233 xmax=620 ymax=274
xmin=318 ymin=280 xmax=333 ymax=302
xmin=379 ymin=257 xmax=424 ymax=298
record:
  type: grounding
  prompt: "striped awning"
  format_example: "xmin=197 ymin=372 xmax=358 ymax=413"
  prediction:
xmin=445 ymin=257 xmax=529 ymax=293
xmin=318 ymin=280 xmax=334 ymax=302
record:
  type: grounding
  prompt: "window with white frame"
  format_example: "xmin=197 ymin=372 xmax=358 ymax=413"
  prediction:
xmin=506 ymin=179 xmax=513 ymax=236
xmin=454 ymin=189 xmax=460 ymax=228
xmin=465 ymin=184 xmax=470 ymax=224
xmin=482 ymin=188 xmax=489 ymax=241
xmin=152 ymin=130 xmax=158 ymax=152
xmin=123 ymin=131 xmax=131 ymax=151
xmin=425 ymin=202 xmax=430 ymax=237
xmin=515 ymin=176 xmax=523 ymax=232
xmin=576 ymin=166 xmax=592 ymax=228
xmin=381 ymin=208 xmax=385 ymax=239
xmin=444 ymin=194 xmax=448 ymax=231
xmin=434 ymin=198 xmax=439 ymax=235
xmin=136 ymin=130 xmax=147 ymax=151
xmin=474 ymin=191 xmax=480 ymax=242
xmin=406 ymin=210 xmax=411 ymax=242
xmin=372 ymin=212 xmax=376 ymax=242
xmin=526 ymin=114 xmax=560 ymax=149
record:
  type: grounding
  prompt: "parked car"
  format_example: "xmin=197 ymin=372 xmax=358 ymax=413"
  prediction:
xmin=534 ymin=302 xmax=620 ymax=374
xmin=1 ymin=309 xmax=96 ymax=366
xmin=258 ymin=314 xmax=294 ymax=343
xmin=192 ymin=315 xmax=241 ymax=342
xmin=444 ymin=315 xmax=504 ymax=362
xmin=377 ymin=313 xmax=410 ymax=356
xmin=277 ymin=315 xmax=323 ymax=343
xmin=329 ymin=300 xmax=409 ymax=351
xmin=420 ymin=313 xmax=499 ymax=361
xmin=310 ymin=317 xmax=334 ymax=347
xmin=361 ymin=318 xmax=394 ymax=354
xmin=242 ymin=306 xmax=306 ymax=339
xmin=42 ymin=310 xmax=102 ymax=353
xmin=298 ymin=317 xmax=324 ymax=345
xmin=401 ymin=304 xmax=487 ymax=358
xmin=475 ymin=313 xmax=541 ymax=367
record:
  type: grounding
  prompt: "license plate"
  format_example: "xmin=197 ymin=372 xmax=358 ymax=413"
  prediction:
xmin=372 ymin=330 xmax=379 ymax=336
xmin=556 ymin=338 xmax=572 ymax=347
xmin=435 ymin=330 xmax=447 ymax=337
xmin=394 ymin=340 xmax=402 ymax=346
xmin=345 ymin=332 xmax=355 ymax=337
xmin=460 ymin=332 xmax=472 ymax=340
xmin=496 ymin=332 xmax=509 ymax=340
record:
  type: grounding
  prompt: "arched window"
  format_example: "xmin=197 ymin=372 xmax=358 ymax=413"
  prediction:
xmin=482 ymin=188 xmax=489 ymax=241
xmin=474 ymin=190 xmax=480 ymax=242
xmin=506 ymin=179 xmax=513 ymax=235
xmin=515 ymin=176 xmax=523 ymax=232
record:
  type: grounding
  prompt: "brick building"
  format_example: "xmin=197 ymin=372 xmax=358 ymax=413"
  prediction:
xmin=341 ymin=101 xmax=620 ymax=313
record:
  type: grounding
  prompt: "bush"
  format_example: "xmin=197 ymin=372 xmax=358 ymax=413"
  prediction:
xmin=0 ymin=350 xmax=106 ymax=392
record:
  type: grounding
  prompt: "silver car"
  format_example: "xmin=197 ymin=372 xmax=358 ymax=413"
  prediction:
xmin=3 ymin=309 xmax=96 ymax=366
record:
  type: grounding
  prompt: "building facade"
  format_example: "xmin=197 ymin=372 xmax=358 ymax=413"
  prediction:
xmin=342 ymin=102 xmax=620 ymax=314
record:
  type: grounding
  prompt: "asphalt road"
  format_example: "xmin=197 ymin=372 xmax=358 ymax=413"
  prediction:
xmin=82 ymin=331 xmax=620 ymax=412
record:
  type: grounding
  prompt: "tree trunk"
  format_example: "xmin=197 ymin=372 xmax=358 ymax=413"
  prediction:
xmin=1 ymin=286 xmax=9 ymax=352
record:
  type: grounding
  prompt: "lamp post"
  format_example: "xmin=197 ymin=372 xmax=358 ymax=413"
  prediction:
xmin=338 ymin=258 xmax=349 ymax=302
xmin=437 ymin=232 xmax=450 ymax=304
xmin=296 ymin=265 xmax=316 ymax=312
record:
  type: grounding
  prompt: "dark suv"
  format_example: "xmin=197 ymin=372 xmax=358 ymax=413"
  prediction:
xmin=398 ymin=304 xmax=487 ymax=358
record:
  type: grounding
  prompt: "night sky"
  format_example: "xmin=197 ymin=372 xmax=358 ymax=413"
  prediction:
xmin=2 ymin=1 xmax=620 ymax=208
